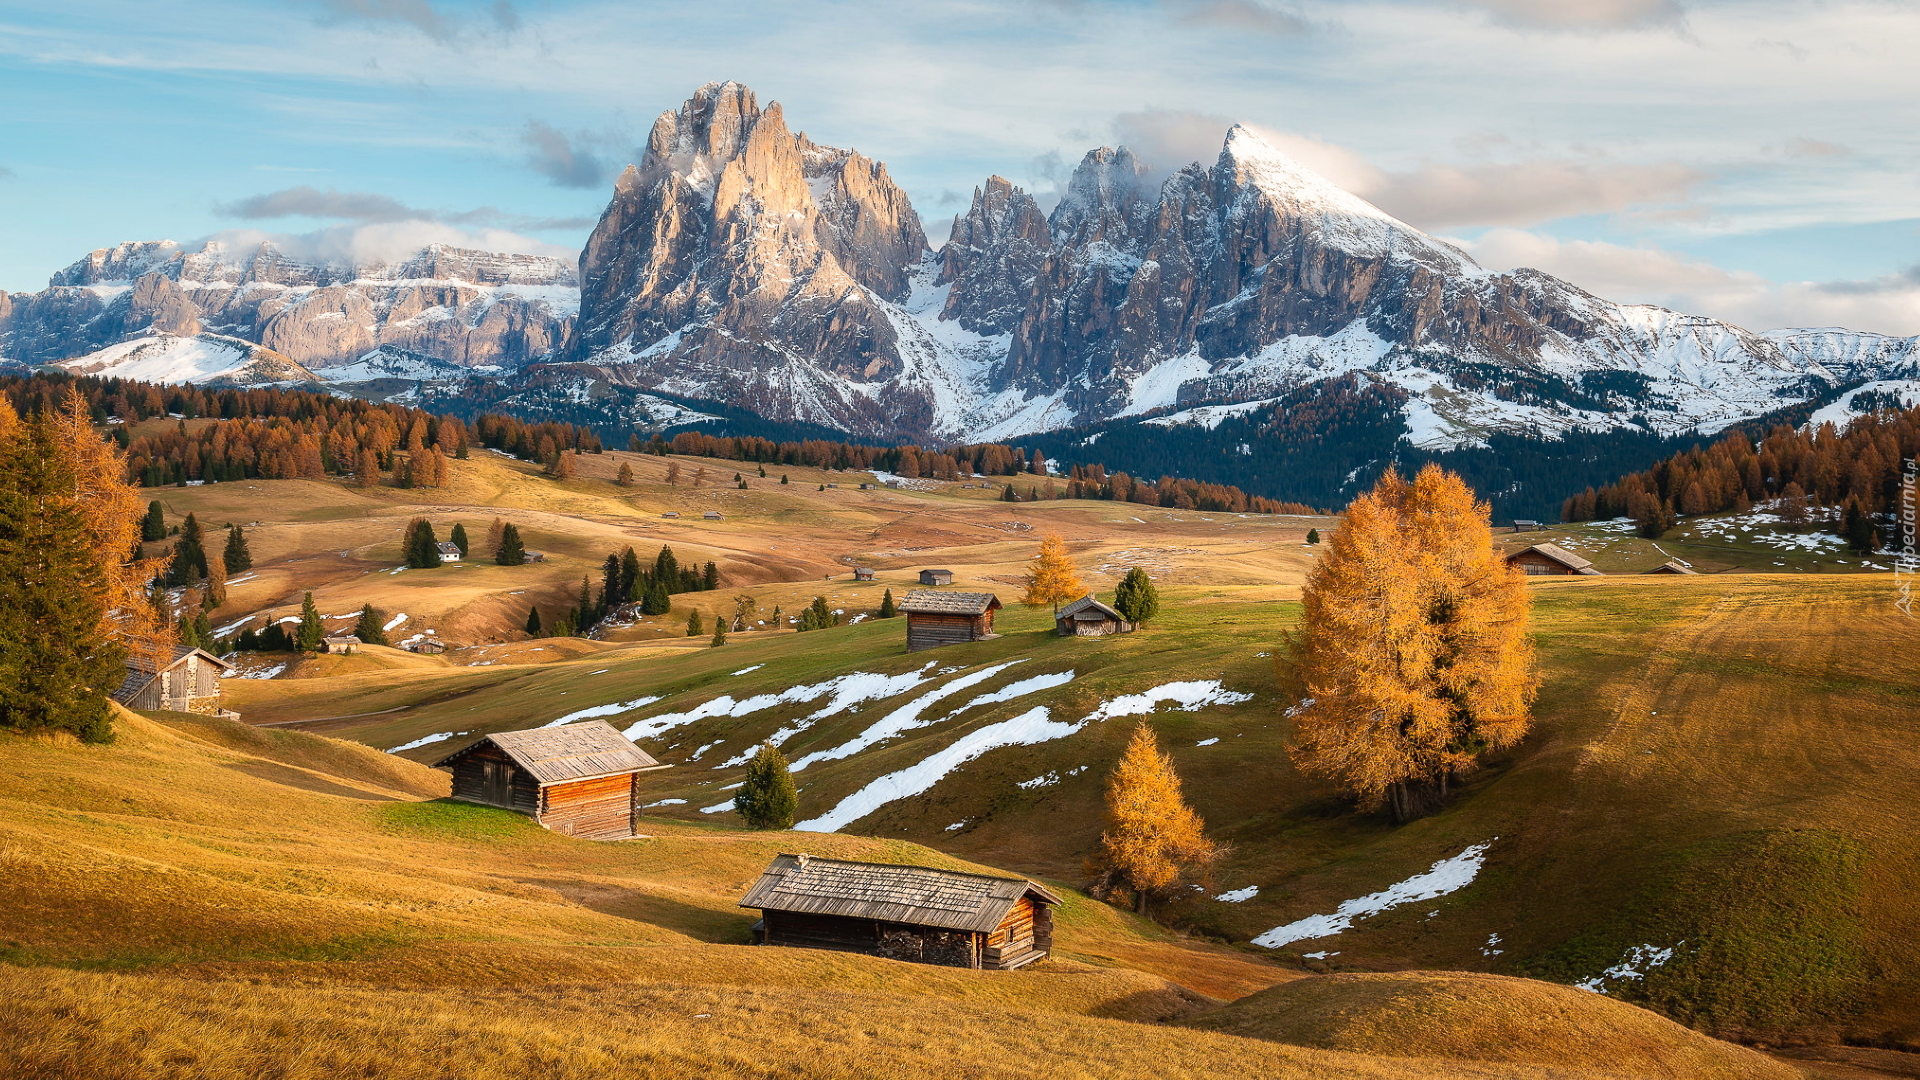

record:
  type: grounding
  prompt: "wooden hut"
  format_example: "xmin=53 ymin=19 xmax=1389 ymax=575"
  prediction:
xmin=900 ymin=589 xmax=1000 ymax=652
xmin=432 ymin=721 xmax=668 ymax=840
xmin=110 ymin=645 xmax=236 ymax=717
xmin=1055 ymin=595 xmax=1132 ymax=637
xmin=1505 ymin=543 xmax=1603 ymax=577
xmin=409 ymin=636 xmax=449 ymax=654
xmin=740 ymin=854 xmax=1060 ymax=970
xmin=321 ymin=635 xmax=362 ymax=654
xmin=918 ymin=568 xmax=954 ymax=586
xmin=1645 ymin=560 xmax=1698 ymax=575
xmin=853 ymin=567 xmax=876 ymax=581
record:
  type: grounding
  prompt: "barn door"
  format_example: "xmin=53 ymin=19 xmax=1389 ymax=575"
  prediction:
xmin=482 ymin=760 xmax=512 ymax=806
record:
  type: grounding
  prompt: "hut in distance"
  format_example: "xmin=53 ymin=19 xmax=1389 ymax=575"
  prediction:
xmin=1055 ymin=595 xmax=1132 ymax=637
xmin=899 ymin=589 xmax=1000 ymax=651
xmin=432 ymin=721 xmax=668 ymax=840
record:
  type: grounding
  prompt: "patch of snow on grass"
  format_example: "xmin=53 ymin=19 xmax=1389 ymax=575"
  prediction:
xmin=1087 ymin=681 xmax=1252 ymax=722
xmin=715 ymin=667 xmax=938 ymax=766
xmin=700 ymin=799 xmax=735 ymax=814
xmin=1196 ymin=737 xmax=1220 ymax=746
xmin=787 ymin=661 xmax=1027 ymax=773
xmin=795 ymin=706 xmax=1078 ymax=833
xmin=731 ymin=665 xmax=764 ymax=675
xmin=387 ymin=731 xmax=465 ymax=753
xmin=383 ymin=613 xmax=408 ymax=631
xmin=1252 ymin=840 xmax=1496 ymax=948
xmin=629 ymin=667 xmax=932 ymax=746
xmin=544 ymin=695 xmax=662 ymax=728
xmin=1215 ymin=886 xmax=1259 ymax=903
xmin=944 ymin=821 xmax=968 ymax=831
xmin=644 ymin=798 xmax=687 ymax=808
xmin=239 ymin=663 xmax=286 ymax=679
xmin=1575 ymin=943 xmax=1681 ymax=994
xmin=214 ymin=615 xmax=258 ymax=637
xmin=943 ymin=669 xmax=1075 ymax=719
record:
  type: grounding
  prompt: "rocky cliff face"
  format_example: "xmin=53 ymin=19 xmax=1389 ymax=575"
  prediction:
xmin=2 ymin=240 xmax=577 ymax=374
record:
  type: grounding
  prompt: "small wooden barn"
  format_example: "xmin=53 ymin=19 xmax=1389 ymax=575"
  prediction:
xmin=918 ymin=568 xmax=954 ymax=586
xmin=741 ymin=854 xmax=1060 ymax=970
xmin=409 ymin=636 xmax=449 ymax=654
xmin=900 ymin=589 xmax=1000 ymax=652
xmin=432 ymin=721 xmax=668 ymax=840
xmin=110 ymin=645 xmax=236 ymax=717
xmin=1505 ymin=543 xmax=1603 ymax=577
xmin=321 ymin=635 xmax=362 ymax=654
xmin=1055 ymin=595 xmax=1132 ymax=637
xmin=853 ymin=567 xmax=876 ymax=581
xmin=1645 ymin=560 xmax=1698 ymax=575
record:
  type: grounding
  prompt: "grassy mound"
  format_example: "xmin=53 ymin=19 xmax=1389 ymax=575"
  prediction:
xmin=1181 ymin=971 xmax=1801 ymax=1079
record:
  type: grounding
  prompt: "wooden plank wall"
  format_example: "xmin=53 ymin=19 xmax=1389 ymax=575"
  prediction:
xmin=539 ymin=773 xmax=636 ymax=840
xmin=907 ymin=612 xmax=983 ymax=652
xmin=447 ymin=745 xmax=541 ymax=814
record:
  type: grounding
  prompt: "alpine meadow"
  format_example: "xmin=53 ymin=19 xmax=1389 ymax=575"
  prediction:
xmin=3 ymin=5 xmax=1919 ymax=1079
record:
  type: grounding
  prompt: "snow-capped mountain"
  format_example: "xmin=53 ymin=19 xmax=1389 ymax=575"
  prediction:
xmin=6 ymin=80 xmax=1916 ymax=454
xmin=0 ymin=239 xmax=577 ymax=386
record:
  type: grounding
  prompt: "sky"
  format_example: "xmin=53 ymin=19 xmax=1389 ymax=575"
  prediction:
xmin=1 ymin=0 xmax=1916 ymax=334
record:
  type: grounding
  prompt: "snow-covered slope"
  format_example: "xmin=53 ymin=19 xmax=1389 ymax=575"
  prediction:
xmin=52 ymin=332 xmax=320 ymax=385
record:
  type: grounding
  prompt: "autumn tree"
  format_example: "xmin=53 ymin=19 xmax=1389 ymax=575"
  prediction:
xmin=1288 ymin=465 xmax=1537 ymax=823
xmin=736 ymin=742 xmax=797 ymax=829
xmin=616 ymin=461 xmax=634 ymax=487
xmin=1090 ymin=722 xmax=1220 ymax=916
xmin=1022 ymin=533 xmax=1085 ymax=613
xmin=1112 ymin=567 xmax=1160 ymax=626
xmin=486 ymin=516 xmax=506 ymax=553
xmin=203 ymin=553 xmax=228 ymax=610
xmin=355 ymin=447 xmax=381 ymax=488
xmin=547 ymin=450 xmax=575 ymax=480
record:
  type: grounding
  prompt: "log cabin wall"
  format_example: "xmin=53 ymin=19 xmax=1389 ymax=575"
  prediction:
xmin=448 ymin=744 xmax=540 ymax=814
xmin=761 ymin=910 xmax=983 ymax=968
xmin=983 ymin=896 xmax=1052 ymax=969
xmin=906 ymin=611 xmax=984 ymax=651
xmin=539 ymin=773 xmax=637 ymax=840
xmin=1510 ymin=551 xmax=1575 ymax=575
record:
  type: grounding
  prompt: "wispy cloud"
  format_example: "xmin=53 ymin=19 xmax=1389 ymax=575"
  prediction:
xmin=1451 ymin=0 xmax=1685 ymax=31
xmin=521 ymin=121 xmax=610 ymax=189
xmin=1167 ymin=0 xmax=1315 ymax=36
xmin=218 ymin=185 xmax=425 ymax=221
xmin=305 ymin=0 xmax=520 ymax=43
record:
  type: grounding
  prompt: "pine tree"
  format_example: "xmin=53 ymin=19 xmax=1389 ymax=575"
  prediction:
xmin=601 ymin=554 xmax=623 ymax=619
xmin=710 ymin=618 xmax=727 ymax=647
xmin=576 ymin=576 xmax=594 ymax=633
xmin=1091 ymin=722 xmax=1219 ymax=916
xmin=355 ymin=603 xmax=391 ymax=646
xmin=296 ymin=592 xmax=324 ymax=652
xmin=1022 ymin=533 xmax=1085 ymax=613
xmin=495 ymin=523 xmax=525 ymax=565
xmin=620 ymin=547 xmax=643 ymax=601
xmin=1306 ymin=528 xmax=1320 ymax=545
xmin=1289 ymin=466 xmax=1537 ymax=823
xmin=781 ymin=474 xmax=789 ymax=485
xmin=524 ymin=606 xmax=543 ymax=637
xmin=403 ymin=518 xmax=440 ymax=569
xmin=687 ymin=609 xmax=704 ymax=637
xmin=643 ymin=575 xmax=672 ymax=616
xmin=449 ymin=522 xmax=469 ymax=558
xmin=736 ymin=742 xmax=797 ymax=829
xmin=654 ymin=545 xmax=681 ymax=593
xmin=167 ymin=512 xmax=209 ymax=586
xmin=878 ymin=588 xmax=897 ymax=619
xmin=1843 ymin=500 xmax=1877 ymax=555
xmin=142 ymin=500 xmax=167 ymax=542
xmin=1003 ymin=483 xmax=1017 ymax=502
xmin=1112 ymin=567 xmax=1160 ymax=626
xmin=0 ymin=409 xmax=124 ymax=743
xmin=703 ymin=561 xmax=719 ymax=590
xmin=223 ymin=523 xmax=252 ymax=573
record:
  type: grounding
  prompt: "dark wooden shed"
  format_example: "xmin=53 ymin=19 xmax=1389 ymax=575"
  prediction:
xmin=741 ymin=854 xmax=1060 ymax=970
xmin=900 ymin=589 xmax=1000 ymax=651
xmin=1055 ymin=595 xmax=1132 ymax=637
xmin=853 ymin=567 xmax=876 ymax=581
xmin=1505 ymin=542 xmax=1603 ymax=577
xmin=432 ymin=721 xmax=668 ymax=840
xmin=918 ymin=568 xmax=954 ymax=586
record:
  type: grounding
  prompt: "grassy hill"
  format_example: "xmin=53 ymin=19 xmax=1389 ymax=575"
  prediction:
xmin=16 ymin=446 xmax=1919 ymax=1075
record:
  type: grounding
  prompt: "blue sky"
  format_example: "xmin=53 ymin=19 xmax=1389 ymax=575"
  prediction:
xmin=2 ymin=0 xmax=1916 ymax=333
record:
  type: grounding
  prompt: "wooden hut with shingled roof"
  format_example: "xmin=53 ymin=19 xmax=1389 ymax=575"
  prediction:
xmin=1505 ymin=542 xmax=1603 ymax=577
xmin=1055 ymin=595 xmax=1132 ymax=637
xmin=432 ymin=721 xmax=668 ymax=840
xmin=899 ymin=589 xmax=1000 ymax=651
xmin=740 ymin=854 xmax=1060 ymax=970
xmin=110 ymin=645 xmax=236 ymax=718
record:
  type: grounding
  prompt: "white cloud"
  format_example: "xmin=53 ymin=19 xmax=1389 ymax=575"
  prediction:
xmin=1459 ymin=228 xmax=1920 ymax=336
xmin=1452 ymin=0 xmax=1685 ymax=31
xmin=202 ymin=222 xmax=576 ymax=266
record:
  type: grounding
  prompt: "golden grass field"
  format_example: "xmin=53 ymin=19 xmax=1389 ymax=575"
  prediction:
xmin=8 ymin=447 xmax=1919 ymax=1078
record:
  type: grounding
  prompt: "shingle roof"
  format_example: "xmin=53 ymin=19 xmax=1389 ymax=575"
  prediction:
xmin=899 ymin=589 xmax=1000 ymax=616
xmin=435 ymin=542 xmax=461 ymax=554
xmin=109 ymin=645 xmax=235 ymax=704
xmin=1508 ymin=542 xmax=1596 ymax=572
xmin=1058 ymin=595 xmax=1125 ymax=622
xmin=1646 ymin=560 xmax=1698 ymax=575
xmin=433 ymin=720 xmax=663 ymax=784
xmin=739 ymin=854 xmax=1061 ymax=933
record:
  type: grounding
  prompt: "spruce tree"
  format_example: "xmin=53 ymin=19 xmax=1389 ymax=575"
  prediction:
xmin=167 ymin=513 xmax=209 ymax=586
xmin=524 ymin=606 xmax=542 ymax=637
xmin=354 ymin=603 xmax=391 ymax=646
xmin=495 ymin=523 xmax=525 ymax=566
xmin=878 ymin=588 xmax=897 ymax=619
xmin=736 ymin=742 xmax=797 ymax=829
xmin=296 ymin=592 xmax=324 ymax=652
xmin=224 ymin=523 xmax=252 ymax=573
xmin=710 ymin=618 xmax=727 ymax=647
xmin=620 ymin=547 xmax=643 ymax=601
xmin=703 ymin=561 xmax=719 ymax=590
xmin=577 ymin=576 xmax=595 ymax=633
xmin=601 ymin=555 xmax=623 ymax=618
xmin=1113 ymin=567 xmax=1160 ymax=626
xmin=654 ymin=545 xmax=680 ymax=593
xmin=687 ymin=609 xmax=704 ymax=637
xmin=403 ymin=518 xmax=440 ymax=569
xmin=643 ymin=575 xmax=672 ymax=616
xmin=450 ymin=522 xmax=469 ymax=558
xmin=1306 ymin=528 xmax=1321 ymax=545
xmin=142 ymin=500 xmax=167 ymax=542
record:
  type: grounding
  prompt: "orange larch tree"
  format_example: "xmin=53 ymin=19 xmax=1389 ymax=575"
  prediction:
xmin=1090 ymin=721 xmax=1221 ymax=916
xmin=1288 ymin=464 xmax=1536 ymax=823
xmin=1021 ymin=533 xmax=1085 ymax=613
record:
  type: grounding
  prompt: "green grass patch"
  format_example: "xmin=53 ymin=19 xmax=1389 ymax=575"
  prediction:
xmin=375 ymin=799 xmax=541 ymax=842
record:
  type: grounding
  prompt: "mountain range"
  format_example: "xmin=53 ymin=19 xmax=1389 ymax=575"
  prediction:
xmin=5 ymin=81 xmax=1917 ymax=505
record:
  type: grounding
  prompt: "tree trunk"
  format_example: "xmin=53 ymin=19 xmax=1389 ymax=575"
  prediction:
xmin=1387 ymin=774 xmax=1452 ymax=824
xmin=1133 ymin=890 xmax=1148 ymax=916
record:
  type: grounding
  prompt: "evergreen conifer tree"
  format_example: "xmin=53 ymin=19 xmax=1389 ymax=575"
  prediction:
xmin=710 ymin=618 xmax=727 ymax=647
xmin=653 ymin=546 xmax=680 ymax=592
xmin=296 ymin=592 xmax=324 ymax=652
xmin=1092 ymin=722 xmax=1219 ymax=916
xmin=577 ymin=576 xmax=595 ymax=632
xmin=223 ymin=523 xmax=252 ymax=573
xmin=1112 ymin=567 xmax=1160 ymax=626
xmin=167 ymin=513 xmax=209 ymax=586
xmin=495 ymin=523 xmax=525 ymax=565
xmin=878 ymin=588 xmax=897 ymax=619
xmin=620 ymin=547 xmax=643 ymax=601
xmin=736 ymin=742 xmax=797 ymax=829
xmin=601 ymin=555 xmax=623 ymax=617
xmin=703 ymin=561 xmax=719 ymax=590
xmin=524 ymin=606 xmax=542 ymax=637
xmin=142 ymin=500 xmax=167 ymax=542
xmin=687 ymin=609 xmax=704 ymax=637
xmin=449 ymin=522 xmax=469 ymax=558
xmin=354 ymin=603 xmax=391 ymax=646
xmin=1306 ymin=528 xmax=1321 ymax=545
xmin=643 ymin=575 xmax=672 ymax=616
xmin=403 ymin=518 xmax=440 ymax=569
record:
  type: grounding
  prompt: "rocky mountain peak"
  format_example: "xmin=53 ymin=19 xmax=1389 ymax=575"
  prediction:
xmin=937 ymin=177 xmax=1050 ymax=335
xmin=1050 ymin=147 xmax=1156 ymax=249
